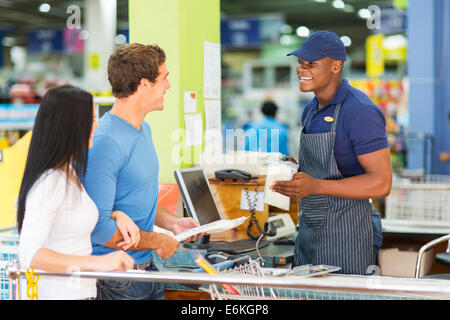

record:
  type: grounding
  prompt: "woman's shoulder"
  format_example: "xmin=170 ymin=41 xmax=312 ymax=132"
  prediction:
xmin=28 ymin=168 xmax=67 ymax=197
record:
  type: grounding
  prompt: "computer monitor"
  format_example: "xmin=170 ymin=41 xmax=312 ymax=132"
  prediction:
xmin=174 ymin=167 xmax=269 ymax=254
xmin=174 ymin=167 xmax=222 ymax=225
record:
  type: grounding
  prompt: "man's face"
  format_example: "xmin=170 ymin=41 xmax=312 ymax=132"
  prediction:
xmin=145 ymin=62 xmax=171 ymax=112
xmin=296 ymin=57 xmax=339 ymax=93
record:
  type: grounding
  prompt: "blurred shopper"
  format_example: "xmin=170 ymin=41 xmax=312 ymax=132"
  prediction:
xmin=244 ymin=100 xmax=289 ymax=156
xmin=439 ymin=112 xmax=450 ymax=163
xmin=84 ymin=43 xmax=201 ymax=300
xmin=17 ymin=85 xmax=135 ymax=300
xmin=271 ymin=31 xmax=392 ymax=275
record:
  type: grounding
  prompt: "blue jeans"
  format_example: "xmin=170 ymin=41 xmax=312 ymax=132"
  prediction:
xmin=370 ymin=205 xmax=383 ymax=256
xmin=96 ymin=261 xmax=164 ymax=300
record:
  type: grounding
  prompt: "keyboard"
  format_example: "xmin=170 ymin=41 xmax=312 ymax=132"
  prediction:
xmin=183 ymin=239 xmax=269 ymax=254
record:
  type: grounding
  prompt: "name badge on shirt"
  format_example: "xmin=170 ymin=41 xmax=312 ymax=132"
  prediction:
xmin=324 ymin=116 xmax=334 ymax=123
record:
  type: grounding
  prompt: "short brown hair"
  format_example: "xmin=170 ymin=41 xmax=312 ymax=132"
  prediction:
xmin=107 ymin=43 xmax=166 ymax=98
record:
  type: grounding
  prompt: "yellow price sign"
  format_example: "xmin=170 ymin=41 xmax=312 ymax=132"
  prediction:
xmin=366 ymin=34 xmax=385 ymax=78
xmin=89 ymin=54 xmax=100 ymax=70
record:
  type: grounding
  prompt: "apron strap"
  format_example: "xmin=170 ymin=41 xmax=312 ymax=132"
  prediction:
xmin=330 ymin=104 xmax=342 ymax=133
xmin=301 ymin=108 xmax=314 ymax=132
xmin=327 ymin=103 xmax=342 ymax=174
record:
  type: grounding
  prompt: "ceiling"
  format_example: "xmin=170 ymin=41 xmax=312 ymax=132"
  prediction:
xmin=0 ymin=0 xmax=129 ymax=45
xmin=221 ymin=0 xmax=397 ymax=52
xmin=0 ymin=0 xmax=399 ymax=52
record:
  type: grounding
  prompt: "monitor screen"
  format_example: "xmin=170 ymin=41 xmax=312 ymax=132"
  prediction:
xmin=174 ymin=168 xmax=222 ymax=225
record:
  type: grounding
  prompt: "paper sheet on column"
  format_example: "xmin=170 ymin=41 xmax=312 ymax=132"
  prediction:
xmin=203 ymin=41 xmax=221 ymax=99
xmin=204 ymin=99 xmax=221 ymax=131
xmin=204 ymin=99 xmax=223 ymax=156
xmin=184 ymin=113 xmax=203 ymax=146
xmin=184 ymin=91 xmax=197 ymax=113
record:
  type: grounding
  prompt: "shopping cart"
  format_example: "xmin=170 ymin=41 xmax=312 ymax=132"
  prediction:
xmin=385 ymin=172 xmax=450 ymax=227
xmin=0 ymin=227 xmax=19 ymax=300
xmin=203 ymin=257 xmax=447 ymax=300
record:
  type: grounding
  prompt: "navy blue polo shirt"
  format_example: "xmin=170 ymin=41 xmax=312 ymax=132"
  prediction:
xmin=301 ymin=78 xmax=389 ymax=177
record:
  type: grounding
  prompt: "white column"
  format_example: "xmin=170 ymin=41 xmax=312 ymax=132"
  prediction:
xmin=83 ymin=0 xmax=116 ymax=92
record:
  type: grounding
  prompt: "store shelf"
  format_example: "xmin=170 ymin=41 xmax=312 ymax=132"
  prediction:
xmin=0 ymin=123 xmax=34 ymax=130
xmin=382 ymin=218 xmax=450 ymax=236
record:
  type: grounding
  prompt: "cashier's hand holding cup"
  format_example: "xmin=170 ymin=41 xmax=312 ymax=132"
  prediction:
xmin=270 ymin=172 xmax=319 ymax=198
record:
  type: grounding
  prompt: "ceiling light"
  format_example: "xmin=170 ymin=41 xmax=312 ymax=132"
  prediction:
xmin=383 ymin=34 xmax=407 ymax=50
xmin=358 ymin=8 xmax=371 ymax=19
xmin=281 ymin=24 xmax=293 ymax=34
xmin=39 ymin=3 xmax=51 ymax=13
xmin=340 ymin=35 xmax=352 ymax=47
xmin=79 ymin=30 xmax=89 ymax=40
xmin=2 ymin=37 xmax=15 ymax=47
xmin=296 ymin=26 xmax=310 ymax=38
xmin=115 ymin=34 xmax=127 ymax=45
xmin=343 ymin=4 xmax=355 ymax=13
xmin=332 ymin=0 xmax=345 ymax=9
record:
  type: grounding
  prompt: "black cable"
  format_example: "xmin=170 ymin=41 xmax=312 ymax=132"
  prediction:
xmin=244 ymin=181 xmax=263 ymax=240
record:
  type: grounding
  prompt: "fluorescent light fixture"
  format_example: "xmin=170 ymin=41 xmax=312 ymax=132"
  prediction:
xmin=358 ymin=8 xmax=371 ymax=19
xmin=332 ymin=0 xmax=345 ymax=9
xmin=296 ymin=26 xmax=310 ymax=38
xmin=39 ymin=3 xmax=51 ymax=13
xmin=340 ymin=35 xmax=352 ymax=47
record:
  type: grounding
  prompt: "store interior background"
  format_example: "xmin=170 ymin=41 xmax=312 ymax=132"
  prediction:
xmin=0 ymin=0 xmax=449 ymax=209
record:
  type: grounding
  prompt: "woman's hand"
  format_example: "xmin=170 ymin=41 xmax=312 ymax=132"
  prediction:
xmin=111 ymin=210 xmax=140 ymax=250
xmin=270 ymin=172 xmax=320 ymax=198
xmin=96 ymin=250 xmax=134 ymax=271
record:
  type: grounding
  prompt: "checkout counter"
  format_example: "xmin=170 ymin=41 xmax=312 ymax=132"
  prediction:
xmin=160 ymin=165 xmax=298 ymax=299
xmin=157 ymin=160 xmax=450 ymax=300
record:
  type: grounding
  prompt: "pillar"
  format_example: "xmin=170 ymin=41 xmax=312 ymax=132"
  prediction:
xmin=407 ymin=0 xmax=450 ymax=175
xmin=129 ymin=0 xmax=221 ymax=182
xmin=83 ymin=0 xmax=117 ymax=92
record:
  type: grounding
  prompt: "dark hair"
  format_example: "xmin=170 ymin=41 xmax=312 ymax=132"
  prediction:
xmin=261 ymin=101 xmax=278 ymax=118
xmin=107 ymin=43 xmax=166 ymax=98
xmin=16 ymin=85 xmax=93 ymax=232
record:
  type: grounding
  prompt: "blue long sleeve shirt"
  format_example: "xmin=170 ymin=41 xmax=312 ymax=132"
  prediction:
xmin=244 ymin=117 xmax=289 ymax=156
xmin=83 ymin=112 xmax=159 ymax=264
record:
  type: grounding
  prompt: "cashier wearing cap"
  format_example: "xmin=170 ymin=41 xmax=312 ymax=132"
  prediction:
xmin=270 ymin=31 xmax=392 ymax=275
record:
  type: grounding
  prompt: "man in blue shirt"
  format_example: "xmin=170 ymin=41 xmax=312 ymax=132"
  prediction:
xmin=84 ymin=43 xmax=201 ymax=300
xmin=271 ymin=31 xmax=392 ymax=275
xmin=244 ymin=101 xmax=289 ymax=156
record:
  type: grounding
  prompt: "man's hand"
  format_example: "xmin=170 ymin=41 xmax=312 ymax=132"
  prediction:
xmin=171 ymin=217 xmax=205 ymax=242
xmin=153 ymin=233 xmax=180 ymax=260
xmin=270 ymin=172 xmax=319 ymax=198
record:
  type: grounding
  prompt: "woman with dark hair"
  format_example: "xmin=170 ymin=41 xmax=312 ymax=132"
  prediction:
xmin=17 ymin=85 xmax=137 ymax=300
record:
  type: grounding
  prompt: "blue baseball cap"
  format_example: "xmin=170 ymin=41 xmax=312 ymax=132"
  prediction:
xmin=287 ymin=30 xmax=346 ymax=62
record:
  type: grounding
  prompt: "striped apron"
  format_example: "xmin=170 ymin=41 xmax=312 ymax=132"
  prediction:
xmin=293 ymin=104 xmax=375 ymax=275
